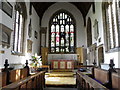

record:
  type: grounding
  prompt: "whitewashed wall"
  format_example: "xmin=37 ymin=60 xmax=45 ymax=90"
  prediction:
xmin=41 ymin=2 xmax=86 ymax=61
xmin=86 ymin=1 xmax=120 ymax=68
xmin=0 ymin=1 xmax=40 ymax=68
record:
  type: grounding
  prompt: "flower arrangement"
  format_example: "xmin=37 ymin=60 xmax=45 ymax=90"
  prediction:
xmin=30 ymin=53 xmax=42 ymax=67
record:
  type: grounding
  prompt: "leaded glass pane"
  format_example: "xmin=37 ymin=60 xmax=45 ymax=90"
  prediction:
xmin=51 ymin=48 xmax=55 ymax=52
xmin=60 ymin=20 xmax=62 ymax=24
xmin=65 ymin=47 xmax=69 ymax=52
xmin=56 ymin=47 xmax=59 ymax=52
xmin=51 ymin=25 xmax=55 ymax=32
xmin=56 ymin=25 xmax=59 ymax=46
xmin=63 ymin=13 xmax=65 ymax=19
xmin=65 ymin=14 xmax=67 ymax=19
xmin=65 ymin=25 xmax=69 ymax=46
xmin=63 ymin=20 xmax=65 ymax=24
xmin=60 ymin=13 xmax=62 ymax=19
xmin=58 ymin=15 xmax=60 ymax=19
xmin=61 ymin=25 xmax=64 ymax=32
xmin=53 ymin=18 xmax=55 ymax=22
xmin=70 ymin=25 xmax=74 ymax=46
xmin=61 ymin=37 xmax=64 ymax=46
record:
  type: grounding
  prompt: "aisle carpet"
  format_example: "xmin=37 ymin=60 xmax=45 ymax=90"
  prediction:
xmin=45 ymin=71 xmax=76 ymax=86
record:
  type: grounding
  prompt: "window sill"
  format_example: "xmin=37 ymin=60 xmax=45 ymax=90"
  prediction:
xmin=105 ymin=47 xmax=120 ymax=53
xmin=11 ymin=51 xmax=25 ymax=56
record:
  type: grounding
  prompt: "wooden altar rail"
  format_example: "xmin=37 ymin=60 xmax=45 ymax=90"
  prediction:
xmin=76 ymin=71 xmax=108 ymax=90
xmin=2 ymin=71 xmax=45 ymax=90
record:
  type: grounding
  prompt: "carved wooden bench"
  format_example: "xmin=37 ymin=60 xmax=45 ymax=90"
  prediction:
xmin=76 ymin=71 xmax=108 ymax=89
xmin=2 ymin=71 xmax=45 ymax=90
xmin=0 ymin=67 xmax=29 ymax=87
xmin=9 ymin=68 xmax=29 ymax=83
xmin=111 ymin=72 xmax=120 ymax=90
xmin=0 ymin=72 xmax=7 ymax=87
xmin=92 ymin=67 xmax=110 ymax=88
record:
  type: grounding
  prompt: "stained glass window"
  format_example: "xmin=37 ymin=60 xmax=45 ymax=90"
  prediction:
xmin=50 ymin=11 xmax=75 ymax=53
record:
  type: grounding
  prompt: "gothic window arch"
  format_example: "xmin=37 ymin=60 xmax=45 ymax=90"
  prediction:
xmin=102 ymin=0 xmax=120 ymax=52
xmin=12 ymin=2 xmax=27 ymax=54
xmin=49 ymin=10 xmax=76 ymax=53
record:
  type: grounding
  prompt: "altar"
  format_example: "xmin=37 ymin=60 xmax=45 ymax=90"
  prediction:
xmin=50 ymin=60 xmax=74 ymax=70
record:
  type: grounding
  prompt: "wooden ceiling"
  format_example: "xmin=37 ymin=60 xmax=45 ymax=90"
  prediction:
xmin=31 ymin=2 xmax=93 ymax=25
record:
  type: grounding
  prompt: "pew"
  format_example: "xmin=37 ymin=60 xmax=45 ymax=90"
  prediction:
xmin=0 ymin=59 xmax=30 ymax=87
xmin=92 ymin=68 xmax=109 ymax=86
xmin=0 ymin=72 xmax=7 ymax=87
xmin=92 ymin=67 xmax=120 ymax=89
xmin=9 ymin=68 xmax=29 ymax=83
xmin=111 ymin=72 xmax=120 ymax=90
xmin=2 ymin=71 xmax=45 ymax=90
xmin=76 ymin=60 xmax=120 ymax=89
xmin=76 ymin=71 xmax=108 ymax=89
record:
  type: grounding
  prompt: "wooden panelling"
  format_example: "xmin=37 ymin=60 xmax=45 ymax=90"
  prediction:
xmin=20 ymin=83 xmax=26 ymax=89
xmin=76 ymin=47 xmax=87 ymax=64
xmin=76 ymin=71 xmax=108 ymax=89
xmin=20 ymin=68 xmax=28 ymax=79
xmin=51 ymin=60 xmax=74 ymax=70
xmin=27 ymin=80 xmax=32 ymax=90
xmin=2 ymin=71 xmax=45 ymax=90
xmin=41 ymin=47 xmax=48 ymax=65
xmin=112 ymin=72 xmax=120 ymax=90
xmin=10 ymin=69 xmax=21 ymax=83
xmin=94 ymin=68 xmax=109 ymax=84
xmin=0 ymin=72 xmax=7 ymax=87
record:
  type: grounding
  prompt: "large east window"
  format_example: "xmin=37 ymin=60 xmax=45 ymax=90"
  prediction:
xmin=13 ymin=3 xmax=26 ymax=54
xmin=49 ymin=11 xmax=76 ymax=53
xmin=103 ymin=0 xmax=120 ymax=51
